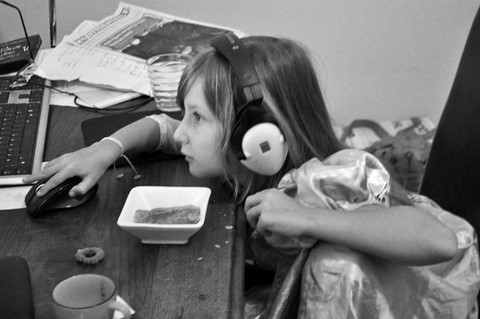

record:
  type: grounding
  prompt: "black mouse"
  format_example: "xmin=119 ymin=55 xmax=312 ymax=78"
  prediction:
xmin=25 ymin=176 xmax=98 ymax=217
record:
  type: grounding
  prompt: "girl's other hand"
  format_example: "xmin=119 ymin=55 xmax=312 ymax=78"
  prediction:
xmin=262 ymin=232 xmax=315 ymax=254
xmin=245 ymin=189 xmax=318 ymax=250
xmin=22 ymin=141 xmax=120 ymax=197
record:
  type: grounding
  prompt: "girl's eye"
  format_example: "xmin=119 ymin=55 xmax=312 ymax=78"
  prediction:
xmin=193 ymin=112 xmax=201 ymax=122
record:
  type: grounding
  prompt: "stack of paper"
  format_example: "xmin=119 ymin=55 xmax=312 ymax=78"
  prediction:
xmin=34 ymin=2 xmax=245 ymax=108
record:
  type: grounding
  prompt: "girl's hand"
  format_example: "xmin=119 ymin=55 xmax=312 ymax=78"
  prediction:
xmin=245 ymin=189 xmax=318 ymax=250
xmin=22 ymin=141 xmax=120 ymax=197
xmin=260 ymin=233 xmax=308 ymax=255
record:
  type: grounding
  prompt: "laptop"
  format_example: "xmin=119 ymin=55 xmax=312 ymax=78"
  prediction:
xmin=0 ymin=75 xmax=51 ymax=186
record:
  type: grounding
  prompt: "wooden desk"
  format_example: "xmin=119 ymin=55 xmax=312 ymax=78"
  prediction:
xmin=0 ymin=102 xmax=245 ymax=318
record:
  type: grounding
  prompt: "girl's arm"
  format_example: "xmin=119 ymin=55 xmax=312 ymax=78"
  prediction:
xmin=245 ymin=189 xmax=458 ymax=266
xmin=109 ymin=115 xmax=181 ymax=154
xmin=305 ymin=204 xmax=458 ymax=265
xmin=23 ymin=115 xmax=181 ymax=197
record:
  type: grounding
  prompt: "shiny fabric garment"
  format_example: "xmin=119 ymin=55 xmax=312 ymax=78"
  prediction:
xmin=276 ymin=149 xmax=480 ymax=319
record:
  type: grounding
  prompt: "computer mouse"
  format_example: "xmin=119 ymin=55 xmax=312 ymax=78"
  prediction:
xmin=25 ymin=176 xmax=98 ymax=217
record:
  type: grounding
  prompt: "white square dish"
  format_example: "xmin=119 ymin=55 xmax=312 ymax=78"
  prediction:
xmin=117 ymin=186 xmax=211 ymax=244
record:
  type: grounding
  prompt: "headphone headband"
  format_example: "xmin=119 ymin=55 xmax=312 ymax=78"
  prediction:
xmin=210 ymin=32 xmax=263 ymax=102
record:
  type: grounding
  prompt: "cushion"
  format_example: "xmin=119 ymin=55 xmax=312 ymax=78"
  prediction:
xmin=336 ymin=117 xmax=436 ymax=192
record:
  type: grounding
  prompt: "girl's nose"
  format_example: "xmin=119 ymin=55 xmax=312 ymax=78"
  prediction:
xmin=173 ymin=120 xmax=189 ymax=145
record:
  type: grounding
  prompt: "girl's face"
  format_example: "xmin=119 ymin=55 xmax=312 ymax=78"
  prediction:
xmin=173 ymin=79 xmax=225 ymax=178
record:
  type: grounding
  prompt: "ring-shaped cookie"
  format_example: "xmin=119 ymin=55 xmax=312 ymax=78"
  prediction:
xmin=75 ymin=247 xmax=105 ymax=264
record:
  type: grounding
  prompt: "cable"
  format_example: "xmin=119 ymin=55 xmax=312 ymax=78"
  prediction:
xmin=26 ymin=79 xmax=154 ymax=113
xmin=0 ymin=1 xmax=35 ymax=61
xmin=74 ymin=95 xmax=153 ymax=113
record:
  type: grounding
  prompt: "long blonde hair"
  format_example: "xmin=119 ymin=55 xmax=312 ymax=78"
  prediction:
xmin=177 ymin=36 xmax=343 ymax=200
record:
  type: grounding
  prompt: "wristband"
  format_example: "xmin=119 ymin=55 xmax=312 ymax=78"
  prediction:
xmin=101 ymin=137 xmax=124 ymax=157
xmin=101 ymin=137 xmax=141 ymax=180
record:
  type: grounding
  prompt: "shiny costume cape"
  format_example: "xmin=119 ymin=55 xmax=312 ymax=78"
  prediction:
xmin=277 ymin=149 xmax=480 ymax=318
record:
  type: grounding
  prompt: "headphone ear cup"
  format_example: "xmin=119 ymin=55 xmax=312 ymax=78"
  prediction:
xmin=230 ymin=103 xmax=288 ymax=175
xmin=240 ymin=122 xmax=288 ymax=175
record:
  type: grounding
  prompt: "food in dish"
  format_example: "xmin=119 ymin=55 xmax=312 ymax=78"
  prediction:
xmin=134 ymin=205 xmax=201 ymax=224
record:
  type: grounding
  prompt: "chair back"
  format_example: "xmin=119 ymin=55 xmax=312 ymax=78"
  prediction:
xmin=420 ymin=7 xmax=480 ymax=237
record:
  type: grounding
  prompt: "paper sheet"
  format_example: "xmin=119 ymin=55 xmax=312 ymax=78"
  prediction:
xmin=51 ymin=79 xmax=142 ymax=108
xmin=35 ymin=40 xmax=150 ymax=95
xmin=35 ymin=19 xmax=150 ymax=95
xmin=35 ymin=47 xmax=143 ymax=108
xmin=35 ymin=2 xmax=246 ymax=96
xmin=0 ymin=163 xmax=50 ymax=211
xmin=0 ymin=186 xmax=29 ymax=210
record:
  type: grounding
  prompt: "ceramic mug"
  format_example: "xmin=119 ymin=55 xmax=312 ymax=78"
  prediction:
xmin=52 ymin=274 xmax=131 ymax=319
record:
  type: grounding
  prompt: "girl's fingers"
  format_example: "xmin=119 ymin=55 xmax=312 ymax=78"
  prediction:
xmin=244 ymin=194 xmax=258 ymax=213
xmin=68 ymin=176 xmax=98 ymax=197
xmin=22 ymin=159 xmax=63 ymax=184
xmin=41 ymin=157 xmax=59 ymax=170
xmin=22 ymin=174 xmax=41 ymax=184
xmin=23 ymin=168 xmax=54 ymax=184
xmin=255 ymin=220 xmax=272 ymax=238
xmin=34 ymin=171 xmax=74 ymax=196
xmin=244 ymin=190 xmax=267 ymax=212
xmin=245 ymin=205 xmax=261 ymax=229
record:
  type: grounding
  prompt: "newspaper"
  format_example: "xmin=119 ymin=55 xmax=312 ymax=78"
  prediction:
xmin=35 ymin=2 xmax=246 ymax=96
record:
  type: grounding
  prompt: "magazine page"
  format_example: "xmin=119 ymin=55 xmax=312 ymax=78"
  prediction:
xmin=68 ymin=2 xmax=246 ymax=61
xmin=35 ymin=2 xmax=246 ymax=96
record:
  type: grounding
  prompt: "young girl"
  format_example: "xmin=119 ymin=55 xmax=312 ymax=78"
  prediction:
xmin=24 ymin=35 xmax=479 ymax=318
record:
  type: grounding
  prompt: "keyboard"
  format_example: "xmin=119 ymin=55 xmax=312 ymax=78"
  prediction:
xmin=0 ymin=75 xmax=50 ymax=186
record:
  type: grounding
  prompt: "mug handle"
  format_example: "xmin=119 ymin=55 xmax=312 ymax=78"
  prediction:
xmin=108 ymin=300 xmax=131 ymax=319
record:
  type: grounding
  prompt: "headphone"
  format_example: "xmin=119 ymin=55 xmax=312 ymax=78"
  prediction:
xmin=210 ymin=33 xmax=288 ymax=176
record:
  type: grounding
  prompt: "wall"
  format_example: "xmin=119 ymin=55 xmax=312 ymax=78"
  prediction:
xmin=1 ymin=0 xmax=479 ymax=126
